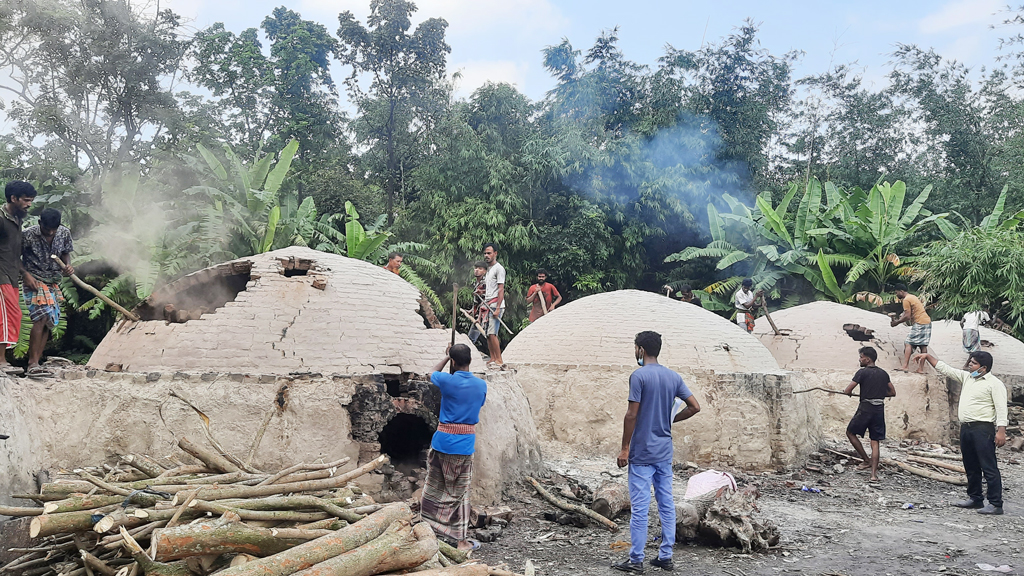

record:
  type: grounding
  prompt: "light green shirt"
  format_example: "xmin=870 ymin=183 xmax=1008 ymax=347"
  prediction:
xmin=935 ymin=361 xmax=1008 ymax=427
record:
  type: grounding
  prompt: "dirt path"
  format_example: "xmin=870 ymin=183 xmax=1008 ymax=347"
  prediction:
xmin=475 ymin=443 xmax=1024 ymax=576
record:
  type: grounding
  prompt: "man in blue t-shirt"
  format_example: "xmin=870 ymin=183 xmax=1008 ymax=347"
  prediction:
xmin=421 ymin=344 xmax=487 ymax=551
xmin=612 ymin=331 xmax=701 ymax=574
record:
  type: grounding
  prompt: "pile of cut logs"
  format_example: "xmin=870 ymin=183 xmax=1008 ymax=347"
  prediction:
xmin=0 ymin=437 xmax=524 ymax=576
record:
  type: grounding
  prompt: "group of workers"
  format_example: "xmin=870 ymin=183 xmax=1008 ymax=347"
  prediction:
xmin=418 ymin=268 xmax=1009 ymax=564
xmin=384 ymin=243 xmax=562 ymax=369
xmin=0 ymin=181 xmax=74 ymax=378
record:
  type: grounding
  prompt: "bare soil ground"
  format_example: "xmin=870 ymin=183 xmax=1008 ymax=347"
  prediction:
xmin=474 ymin=440 xmax=1024 ymax=576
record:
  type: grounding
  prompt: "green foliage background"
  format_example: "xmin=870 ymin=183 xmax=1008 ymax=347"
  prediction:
xmin=2 ymin=0 xmax=1024 ymax=360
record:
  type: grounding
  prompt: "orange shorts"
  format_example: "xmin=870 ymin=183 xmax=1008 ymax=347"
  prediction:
xmin=0 ymin=283 xmax=22 ymax=348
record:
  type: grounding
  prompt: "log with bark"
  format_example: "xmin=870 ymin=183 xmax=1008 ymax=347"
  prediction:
xmin=211 ymin=503 xmax=412 ymax=576
xmin=882 ymin=458 xmax=967 ymax=485
xmin=525 ymin=477 xmax=618 ymax=532
xmin=907 ymin=455 xmax=967 ymax=474
xmin=590 ymin=481 xmax=629 ymax=520
xmin=288 ymin=521 xmax=437 ymax=576
xmin=11 ymin=432 xmax=390 ymax=576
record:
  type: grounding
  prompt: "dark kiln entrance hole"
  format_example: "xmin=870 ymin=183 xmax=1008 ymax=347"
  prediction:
xmin=379 ymin=413 xmax=433 ymax=466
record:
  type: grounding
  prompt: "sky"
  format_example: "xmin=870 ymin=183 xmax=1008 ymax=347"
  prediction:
xmin=159 ymin=0 xmax=1015 ymax=102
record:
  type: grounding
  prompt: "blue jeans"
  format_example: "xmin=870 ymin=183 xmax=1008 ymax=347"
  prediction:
xmin=627 ymin=460 xmax=675 ymax=563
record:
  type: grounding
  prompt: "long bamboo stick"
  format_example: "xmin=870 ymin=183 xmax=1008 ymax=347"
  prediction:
xmin=52 ymin=256 xmax=140 ymax=321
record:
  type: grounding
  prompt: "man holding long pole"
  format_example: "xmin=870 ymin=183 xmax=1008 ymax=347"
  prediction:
xmin=481 ymin=243 xmax=505 ymax=367
xmin=421 ymin=344 xmax=487 ymax=551
xmin=914 ymin=350 xmax=1007 ymax=515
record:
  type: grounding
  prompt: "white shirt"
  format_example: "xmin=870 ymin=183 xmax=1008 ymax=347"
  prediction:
xmin=962 ymin=311 xmax=990 ymax=331
xmin=485 ymin=262 xmax=506 ymax=311
xmin=734 ymin=288 xmax=755 ymax=311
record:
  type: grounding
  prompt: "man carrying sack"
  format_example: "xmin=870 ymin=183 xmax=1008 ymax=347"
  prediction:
xmin=422 ymin=344 xmax=488 ymax=550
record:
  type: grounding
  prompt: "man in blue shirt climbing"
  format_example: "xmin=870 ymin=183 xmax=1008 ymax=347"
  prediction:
xmin=613 ymin=331 xmax=701 ymax=573
xmin=421 ymin=343 xmax=488 ymax=551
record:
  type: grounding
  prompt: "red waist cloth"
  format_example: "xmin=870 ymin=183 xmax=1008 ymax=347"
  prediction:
xmin=437 ymin=423 xmax=476 ymax=435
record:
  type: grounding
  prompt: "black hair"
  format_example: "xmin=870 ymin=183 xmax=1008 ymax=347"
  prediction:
xmin=39 ymin=208 xmax=62 ymax=230
xmin=473 ymin=261 xmax=487 ymax=269
xmin=5 ymin=181 xmax=37 ymax=202
xmin=634 ymin=331 xmax=662 ymax=358
xmin=387 ymin=252 xmax=402 ymax=261
xmin=449 ymin=343 xmax=472 ymax=367
xmin=483 ymin=242 xmax=498 ymax=252
xmin=893 ymin=283 xmax=908 ymax=292
xmin=969 ymin=351 xmax=993 ymax=372
xmin=858 ymin=346 xmax=877 ymax=362
xmin=741 ymin=278 xmax=753 ymax=287
xmin=680 ymin=284 xmax=692 ymax=292
xmin=536 ymin=269 xmax=548 ymax=276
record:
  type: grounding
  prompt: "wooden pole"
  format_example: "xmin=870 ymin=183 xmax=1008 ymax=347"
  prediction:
xmin=451 ymin=284 xmax=458 ymax=346
xmin=907 ymin=455 xmax=967 ymax=474
xmin=459 ymin=308 xmax=488 ymax=336
xmin=882 ymin=459 xmax=966 ymax=485
xmin=526 ymin=477 xmax=618 ymax=532
xmin=538 ymin=286 xmax=548 ymax=316
xmin=52 ymin=256 xmax=140 ymax=321
xmin=759 ymin=293 xmax=781 ymax=336
xmin=792 ymin=387 xmax=847 ymax=395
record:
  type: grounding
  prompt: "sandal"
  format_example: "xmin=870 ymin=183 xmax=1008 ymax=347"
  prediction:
xmin=457 ymin=538 xmax=481 ymax=552
xmin=1 ymin=365 xmax=24 ymax=376
xmin=26 ymin=366 xmax=55 ymax=379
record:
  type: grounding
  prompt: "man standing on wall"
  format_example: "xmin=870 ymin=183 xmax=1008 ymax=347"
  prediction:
xmin=0 ymin=181 xmax=35 ymax=375
xmin=961 ymin=306 xmax=991 ymax=355
xmin=383 ymin=252 xmax=403 ymax=275
xmin=734 ymin=279 xmax=760 ymax=333
xmin=914 ymin=350 xmax=1007 ymax=515
xmin=525 ymin=269 xmax=561 ymax=323
xmin=21 ymin=208 xmax=74 ymax=378
xmin=613 ymin=331 xmax=701 ymax=573
xmin=891 ymin=283 xmax=931 ymax=373
xmin=844 ymin=346 xmax=895 ymax=482
xmin=421 ymin=344 xmax=488 ymax=550
xmin=481 ymin=243 xmax=505 ymax=367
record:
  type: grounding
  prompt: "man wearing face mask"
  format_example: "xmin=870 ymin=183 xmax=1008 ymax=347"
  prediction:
xmin=914 ymin=350 xmax=1007 ymax=515
xmin=612 ymin=331 xmax=701 ymax=573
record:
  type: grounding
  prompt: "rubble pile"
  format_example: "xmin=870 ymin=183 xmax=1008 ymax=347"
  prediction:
xmin=0 ymin=437 xmax=526 ymax=576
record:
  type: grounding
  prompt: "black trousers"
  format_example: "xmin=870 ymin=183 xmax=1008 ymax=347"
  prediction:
xmin=960 ymin=421 xmax=1003 ymax=507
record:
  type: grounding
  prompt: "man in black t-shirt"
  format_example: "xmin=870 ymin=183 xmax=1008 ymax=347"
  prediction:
xmin=843 ymin=346 xmax=896 ymax=482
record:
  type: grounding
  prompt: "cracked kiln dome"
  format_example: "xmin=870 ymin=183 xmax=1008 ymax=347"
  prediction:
xmin=503 ymin=289 xmax=780 ymax=373
xmin=87 ymin=247 xmax=477 ymax=375
xmin=753 ymin=300 xmax=1024 ymax=377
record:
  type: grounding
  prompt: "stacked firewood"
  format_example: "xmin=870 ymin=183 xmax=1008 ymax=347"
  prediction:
xmin=0 ymin=438 xmax=523 ymax=576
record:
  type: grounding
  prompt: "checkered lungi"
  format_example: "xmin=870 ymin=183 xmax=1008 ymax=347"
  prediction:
xmin=420 ymin=448 xmax=473 ymax=543
xmin=23 ymin=282 xmax=63 ymax=329
xmin=906 ymin=323 xmax=932 ymax=347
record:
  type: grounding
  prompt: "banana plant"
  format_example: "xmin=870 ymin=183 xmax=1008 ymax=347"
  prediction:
xmin=827 ymin=180 xmax=948 ymax=294
xmin=666 ymin=178 xmax=839 ymax=306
